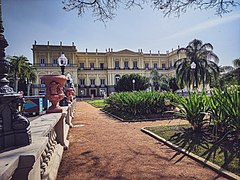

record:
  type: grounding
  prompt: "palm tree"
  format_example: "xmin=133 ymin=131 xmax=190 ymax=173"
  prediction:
xmin=24 ymin=64 xmax=37 ymax=96
xmin=8 ymin=55 xmax=36 ymax=94
xmin=233 ymin=57 xmax=240 ymax=85
xmin=150 ymin=70 xmax=170 ymax=91
xmin=168 ymin=77 xmax=179 ymax=92
xmin=174 ymin=39 xmax=220 ymax=90
xmin=150 ymin=70 xmax=161 ymax=91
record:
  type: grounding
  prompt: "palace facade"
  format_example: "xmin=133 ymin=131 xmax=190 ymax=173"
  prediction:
xmin=32 ymin=42 xmax=183 ymax=97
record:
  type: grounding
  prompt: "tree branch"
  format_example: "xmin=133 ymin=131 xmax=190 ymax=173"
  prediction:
xmin=62 ymin=0 xmax=240 ymax=22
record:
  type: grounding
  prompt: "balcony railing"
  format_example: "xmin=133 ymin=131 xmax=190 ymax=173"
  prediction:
xmin=78 ymin=67 xmax=107 ymax=70
xmin=34 ymin=63 xmax=78 ymax=67
xmin=32 ymin=84 xmax=46 ymax=88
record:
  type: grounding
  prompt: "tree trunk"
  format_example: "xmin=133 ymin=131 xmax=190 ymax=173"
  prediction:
xmin=15 ymin=79 xmax=19 ymax=92
xmin=27 ymin=83 xmax=31 ymax=96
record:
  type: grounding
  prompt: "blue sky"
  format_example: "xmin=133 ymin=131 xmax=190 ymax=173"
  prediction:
xmin=2 ymin=0 xmax=240 ymax=66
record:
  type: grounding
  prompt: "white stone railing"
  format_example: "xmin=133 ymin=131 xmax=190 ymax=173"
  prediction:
xmin=0 ymin=99 xmax=76 ymax=180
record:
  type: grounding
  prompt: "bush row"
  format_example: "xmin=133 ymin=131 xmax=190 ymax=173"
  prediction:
xmin=104 ymin=91 xmax=174 ymax=116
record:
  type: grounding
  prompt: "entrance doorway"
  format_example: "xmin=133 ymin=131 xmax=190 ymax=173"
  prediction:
xmin=89 ymin=89 xmax=96 ymax=98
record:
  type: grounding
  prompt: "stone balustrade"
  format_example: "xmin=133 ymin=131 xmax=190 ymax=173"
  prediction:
xmin=0 ymin=99 xmax=75 ymax=180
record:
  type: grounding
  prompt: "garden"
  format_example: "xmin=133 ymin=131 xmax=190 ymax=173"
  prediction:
xmin=87 ymin=86 xmax=240 ymax=176
xmin=86 ymin=39 xmax=240 ymax=177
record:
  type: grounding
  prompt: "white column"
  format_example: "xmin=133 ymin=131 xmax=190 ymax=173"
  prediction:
xmin=120 ymin=58 xmax=123 ymax=69
xmin=47 ymin=52 xmax=50 ymax=64
xmin=108 ymin=73 xmax=111 ymax=85
xmin=86 ymin=74 xmax=89 ymax=86
xmin=34 ymin=52 xmax=38 ymax=64
xmin=150 ymin=59 xmax=153 ymax=69
xmin=96 ymin=74 xmax=100 ymax=86
xmin=96 ymin=58 xmax=99 ymax=68
xmin=111 ymin=57 xmax=114 ymax=69
xmin=86 ymin=58 xmax=89 ymax=68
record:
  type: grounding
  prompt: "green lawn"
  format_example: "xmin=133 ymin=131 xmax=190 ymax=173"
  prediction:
xmin=145 ymin=125 xmax=240 ymax=176
xmin=86 ymin=99 xmax=105 ymax=108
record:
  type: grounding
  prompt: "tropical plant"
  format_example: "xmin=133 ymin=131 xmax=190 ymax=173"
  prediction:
xmin=170 ymin=91 xmax=209 ymax=131
xmin=150 ymin=70 xmax=170 ymax=91
xmin=25 ymin=65 xmax=37 ymax=96
xmin=7 ymin=55 xmax=36 ymax=95
xmin=104 ymin=91 xmax=170 ymax=116
xmin=209 ymin=86 xmax=240 ymax=140
xmin=168 ymin=77 xmax=179 ymax=92
xmin=220 ymin=58 xmax=240 ymax=87
xmin=150 ymin=70 xmax=161 ymax=91
xmin=174 ymin=39 xmax=220 ymax=89
xmin=115 ymin=74 xmax=150 ymax=92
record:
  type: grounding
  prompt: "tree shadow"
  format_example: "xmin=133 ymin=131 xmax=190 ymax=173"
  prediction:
xmin=167 ymin=126 xmax=239 ymax=174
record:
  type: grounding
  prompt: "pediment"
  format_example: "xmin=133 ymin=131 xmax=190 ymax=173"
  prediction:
xmin=114 ymin=49 xmax=139 ymax=56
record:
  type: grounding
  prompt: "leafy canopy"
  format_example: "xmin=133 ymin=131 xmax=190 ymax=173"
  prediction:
xmin=115 ymin=74 xmax=150 ymax=92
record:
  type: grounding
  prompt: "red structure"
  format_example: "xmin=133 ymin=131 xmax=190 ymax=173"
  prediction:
xmin=41 ymin=75 xmax=66 ymax=113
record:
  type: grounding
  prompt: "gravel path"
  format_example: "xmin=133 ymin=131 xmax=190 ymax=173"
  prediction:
xmin=57 ymin=101 xmax=225 ymax=180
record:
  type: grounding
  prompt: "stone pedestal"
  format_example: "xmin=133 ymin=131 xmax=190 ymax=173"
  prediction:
xmin=0 ymin=94 xmax=31 ymax=152
xmin=41 ymin=75 xmax=66 ymax=113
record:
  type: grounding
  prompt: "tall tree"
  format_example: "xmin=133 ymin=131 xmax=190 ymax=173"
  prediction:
xmin=233 ymin=57 xmax=240 ymax=85
xmin=7 ymin=55 xmax=36 ymax=94
xmin=174 ymin=39 xmax=220 ymax=89
xmin=62 ymin=0 xmax=239 ymax=22
xmin=115 ymin=74 xmax=150 ymax=92
xmin=150 ymin=70 xmax=171 ymax=91
xmin=150 ymin=70 xmax=161 ymax=91
xmin=220 ymin=57 xmax=240 ymax=86
xmin=168 ymin=77 xmax=179 ymax=92
xmin=24 ymin=65 xmax=37 ymax=96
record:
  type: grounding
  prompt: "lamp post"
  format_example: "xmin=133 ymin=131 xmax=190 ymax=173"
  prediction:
xmin=132 ymin=79 xmax=135 ymax=91
xmin=191 ymin=61 xmax=196 ymax=89
xmin=58 ymin=52 xmax=68 ymax=75
xmin=0 ymin=0 xmax=31 ymax=152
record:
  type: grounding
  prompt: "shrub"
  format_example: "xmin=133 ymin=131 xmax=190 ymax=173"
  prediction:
xmin=104 ymin=91 xmax=170 ymax=116
xmin=170 ymin=91 xmax=209 ymax=131
xmin=115 ymin=74 xmax=150 ymax=92
xmin=209 ymin=86 xmax=240 ymax=140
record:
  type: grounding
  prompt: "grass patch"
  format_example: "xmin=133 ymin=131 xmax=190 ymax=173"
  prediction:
xmin=86 ymin=99 xmax=105 ymax=108
xmin=145 ymin=125 xmax=240 ymax=176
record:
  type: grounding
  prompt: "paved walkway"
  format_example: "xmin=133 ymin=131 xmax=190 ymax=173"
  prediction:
xmin=57 ymin=102 xmax=225 ymax=180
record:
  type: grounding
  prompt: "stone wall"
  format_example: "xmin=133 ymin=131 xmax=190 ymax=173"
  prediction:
xmin=0 ymin=100 xmax=75 ymax=180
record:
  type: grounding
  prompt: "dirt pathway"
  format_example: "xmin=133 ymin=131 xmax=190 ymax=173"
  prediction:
xmin=57 ymin=101 xmax=225 ymax=180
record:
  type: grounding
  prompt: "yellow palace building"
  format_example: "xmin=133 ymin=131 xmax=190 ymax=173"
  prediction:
xmin=32 ymin=41 xmax=182 ymax=97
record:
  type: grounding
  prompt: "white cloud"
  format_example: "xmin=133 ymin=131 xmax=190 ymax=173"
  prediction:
xmin=163 ymin=13 xmax=240 ymax=40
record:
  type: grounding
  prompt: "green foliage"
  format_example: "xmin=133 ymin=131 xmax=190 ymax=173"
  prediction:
xmin=175 ymin=39 xmax=220 ymax=89
xmin=115 ymin=74 xmax=150 ymax=92
xmin=7 ymin=55 xmax=36 ymax=94
xmin=145 ymin=125 xmax=240 ymax=176
xmin=168 ymin=77 xmax=179 ymax=92
xmin=209 ymin=86 xmax=240 ymax=139
xmin=220 ymin=67 xmax=240 ymax=87
xmin=170 ymin=91 xmax=209 ymax=131
xmin=104 ymin=91 xmax=171 ymax=116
